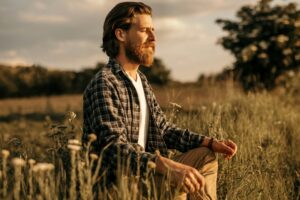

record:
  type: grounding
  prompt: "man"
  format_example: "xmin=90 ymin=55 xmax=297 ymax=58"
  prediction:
xmin=83 ymin=2 xmax=237 ymax=199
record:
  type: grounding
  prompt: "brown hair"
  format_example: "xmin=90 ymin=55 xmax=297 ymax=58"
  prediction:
xmin=101 ymin=2 xmax=152 ymax=58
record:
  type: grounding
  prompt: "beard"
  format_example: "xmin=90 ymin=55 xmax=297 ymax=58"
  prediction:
xmin=125 ymin=40 xmax=155 ymax=66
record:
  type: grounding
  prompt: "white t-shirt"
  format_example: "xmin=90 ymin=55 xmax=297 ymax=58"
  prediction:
xmin=126 ymin=72 xmax=149 ymax=149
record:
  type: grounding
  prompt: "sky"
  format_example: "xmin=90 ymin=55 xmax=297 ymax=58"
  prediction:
xmin=0 ymin=0 xmax=296 ymax=81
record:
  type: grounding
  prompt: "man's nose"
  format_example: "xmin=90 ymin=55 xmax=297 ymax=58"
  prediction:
xmin=148 ymin=29 xmax=156 ymax=42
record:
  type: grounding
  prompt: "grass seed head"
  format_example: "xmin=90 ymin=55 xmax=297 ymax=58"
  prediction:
xmin=1 ymin=149 xmax=10 ymax=158
xmin=169 ymin=102 xmax=182 ymax=109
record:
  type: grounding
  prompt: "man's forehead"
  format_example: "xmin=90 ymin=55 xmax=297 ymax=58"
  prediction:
xmin=131 ymin=14 xmax=153 ymax=27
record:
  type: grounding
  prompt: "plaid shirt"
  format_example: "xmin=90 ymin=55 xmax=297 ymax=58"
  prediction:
xmin=83 ymin=58 xmax=204 ymax=184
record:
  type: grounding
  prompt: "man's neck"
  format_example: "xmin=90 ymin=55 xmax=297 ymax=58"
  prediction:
xmin=116 ymin=54 xmax=139 ymax=81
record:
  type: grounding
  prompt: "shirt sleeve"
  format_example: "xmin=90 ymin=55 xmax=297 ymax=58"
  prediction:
xmin=83 ymin=76 xmax=156 ymax=178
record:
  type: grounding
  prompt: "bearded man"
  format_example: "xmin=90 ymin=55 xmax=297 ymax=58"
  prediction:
xmin=83 ymin=2 xmax=237 ymax=200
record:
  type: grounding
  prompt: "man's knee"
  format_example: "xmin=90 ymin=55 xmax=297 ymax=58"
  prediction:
xmin=192 ymin=147 xmax=218 ymax=172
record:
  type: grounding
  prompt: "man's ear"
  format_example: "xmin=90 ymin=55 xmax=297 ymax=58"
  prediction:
xmin=115 ymin=28 xmax=126 ymax=42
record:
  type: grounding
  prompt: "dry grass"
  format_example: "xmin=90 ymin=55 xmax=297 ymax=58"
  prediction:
xmin=0 ymin=81 xmax=299 ymax=199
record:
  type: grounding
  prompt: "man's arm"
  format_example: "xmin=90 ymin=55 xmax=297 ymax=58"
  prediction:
xmin=84 ymin=76 xmax=156 ymax=178
xmin=152 ymin=93 xmax=238 ymax=156
xmin=152 ymin=100 xmax=204 ymax=152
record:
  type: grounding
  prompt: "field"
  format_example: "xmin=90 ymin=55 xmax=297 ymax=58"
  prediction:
xmin=0 ymin=82 xmax=299 ymax=199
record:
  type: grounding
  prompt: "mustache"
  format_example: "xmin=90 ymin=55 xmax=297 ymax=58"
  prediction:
xmin=143 ymin=42 xmax=155 ymax=48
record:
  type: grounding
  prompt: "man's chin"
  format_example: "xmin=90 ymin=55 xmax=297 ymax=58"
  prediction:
xmin=141 ymin=57 xmax=154 ymax=67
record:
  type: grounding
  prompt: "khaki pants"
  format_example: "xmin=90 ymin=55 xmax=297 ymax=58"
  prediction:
xmin=157 ymin=147 xmax=218 ymax=200
xmin=108 ymin=147 xmax=218 ymax=200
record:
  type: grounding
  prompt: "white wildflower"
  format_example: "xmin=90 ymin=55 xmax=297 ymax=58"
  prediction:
xmin=68 ymin=139 xmax=81 ymax=145
xmin=12 ymin=158 xmax=26 ymax=167
xmin=68 ymin=144 xmax=81 ymax=151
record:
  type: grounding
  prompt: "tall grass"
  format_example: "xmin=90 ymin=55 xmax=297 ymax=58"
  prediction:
xmin=0 ymin=84 xmax=299 ymax=199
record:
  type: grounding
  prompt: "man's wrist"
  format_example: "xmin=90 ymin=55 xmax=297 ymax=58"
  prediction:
xmin=207 ymin=137 xmax=214 ymax=150
xmin=201 ymin=137 xmax=215 ymax=150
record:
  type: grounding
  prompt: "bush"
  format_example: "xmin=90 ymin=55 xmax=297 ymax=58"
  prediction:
xmin=216 ymin=0 xmax=300 ymax=91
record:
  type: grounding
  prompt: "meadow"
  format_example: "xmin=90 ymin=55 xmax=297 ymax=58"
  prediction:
xmin=0 ymin=81 xmax=299 ymax=199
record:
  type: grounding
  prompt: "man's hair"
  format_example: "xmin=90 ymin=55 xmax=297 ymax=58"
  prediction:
xmin=101 ymin=2 xmax=152 ymax=58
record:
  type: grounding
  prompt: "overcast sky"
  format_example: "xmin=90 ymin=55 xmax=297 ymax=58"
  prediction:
xmin=0 ymin=0 xmax=295 ymax=81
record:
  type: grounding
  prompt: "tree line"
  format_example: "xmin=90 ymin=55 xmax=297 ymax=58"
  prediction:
xmin=0 ymin=58 xmax=170 ymax=99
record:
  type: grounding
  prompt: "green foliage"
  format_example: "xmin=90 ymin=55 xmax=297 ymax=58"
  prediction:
xmin=216 ymin=0 xmax=300 ymax=91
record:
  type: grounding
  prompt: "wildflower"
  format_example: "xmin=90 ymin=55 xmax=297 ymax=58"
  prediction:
xmin=90 ymin=153 xmax=99 ymax=160
xmin=276 ymin=35 xmax=289 ymax=44
xmin=249 ymin=44 xmax=257 ymax=52
xmin=283 ymin=48 xmax=292 ymax=55
xmin=88 ymin=133 xmax=97 ymax=143
xmin=288 ymin=71 xmax=295 ymax=77
xmin=68 ymin=139 xmax=81 ymax=151
xmin=28 ymin=159 xmax=36 ymax=165
xmin=68 ymin=139 xmax=81 ymax=145
xmin=294 ymin=20 xmax=300 ymax=27
xmin=68 ymin=144 xmax=81 ymax=151
xmin=46 ymin=163 xmax=54 ymax=171
xmin=12 ymin=158 xmax=26 ymax=167
xmin=1 ymin=149 xmax=10 ymax=158
xmin=258 ymin=53 xmax=268 ymax=59
xmin=212 ymin=102 xmax=217 ymax=108
xmin=259 ymin=41 xmax=268 ymax=50
xmin=67 ymin=111 xmax=77 ymax=122
xmin=32 ymin=163 xmax=54 ymax=172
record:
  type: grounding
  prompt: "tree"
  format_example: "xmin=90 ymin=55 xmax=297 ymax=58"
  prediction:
xmin=216 ymin=0 xmax=300 ymax=91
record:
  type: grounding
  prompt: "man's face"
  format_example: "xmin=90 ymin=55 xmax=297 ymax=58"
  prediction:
xmin=124 ymin=14 xmax=156 ymax=66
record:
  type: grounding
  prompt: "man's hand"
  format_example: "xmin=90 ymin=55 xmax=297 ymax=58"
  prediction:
xmin=155 ymin=153 xmax=204 ymax=193
xmin=204 ymin=138 xmax=237 ymax=159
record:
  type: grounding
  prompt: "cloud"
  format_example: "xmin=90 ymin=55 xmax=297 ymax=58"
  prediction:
xmin=19 ymin=13 xmax=69 ymax=24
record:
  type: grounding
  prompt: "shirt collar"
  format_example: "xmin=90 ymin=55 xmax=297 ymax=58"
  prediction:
xmin=108 ymin=58 xmax=123 ymax=74
xmin=108 ymin=57 xmax=144 ymax=80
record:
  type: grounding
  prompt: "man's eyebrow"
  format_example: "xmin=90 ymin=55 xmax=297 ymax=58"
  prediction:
xmin=139 ymin=26 xmax=155 ymax=30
